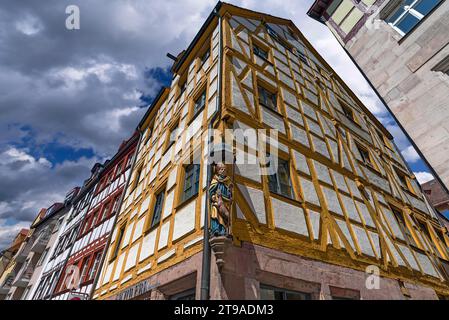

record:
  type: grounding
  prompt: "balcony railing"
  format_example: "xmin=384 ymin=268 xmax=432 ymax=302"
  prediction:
xmin=31 ymin=231 xmax=52 ymax=253
xmin=12 ymin=263 xmax=34 ymax=288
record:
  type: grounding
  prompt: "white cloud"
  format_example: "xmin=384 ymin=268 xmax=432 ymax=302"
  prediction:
xmin=0 ymin=219 xmax=30 ymax=250
xmin=15 ymin=14 xmax=43 ymax=36
xmin=401 ymin=145 xmax=420 ymax=163
xmin=414 ymin=171 xmax=434 ymax=185
xmin=0 ymin=147 xmax=51 ymax=171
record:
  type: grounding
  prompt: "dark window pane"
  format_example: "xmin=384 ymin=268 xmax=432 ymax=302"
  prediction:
xmin=201 ymin=49 xmax=210 ymax=65
xmin=415 ymin=0 xmax=441 ymax=16
xmin=260 ymin=285 xmax=311 ymax=300
xmin=194 ymin=91 xmax=206 ymax=115
xmin=387 ymin=6 xmax=406 ymax=23
xmin=151 ymin=191 xmax=165 ymax=228
xmin=183 ymin=164 xmax=200 ymax=202
xmin=254 ymin=45 xmax=268 ymax=60
xmin=258 ymin=85 xmax=277 ymax=111
xmin=396 ymin=13 xmax=420 ymax=34
xmin=267 ymin=156 xmax=293 ymax=198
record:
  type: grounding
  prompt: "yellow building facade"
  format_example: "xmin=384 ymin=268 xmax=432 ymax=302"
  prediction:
xmin=93 ymin=3 xmax=449 ymax=300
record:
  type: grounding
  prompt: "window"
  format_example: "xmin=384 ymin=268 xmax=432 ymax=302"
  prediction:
xmin=132 ymin=166 xmax=143 ymax=191
xmin=115 ymin=161 xmax=123 ymax=178
xmin=386 ymin=0 xmax=442 ymax=36
xmin=150 ymin=190 xmax=165 ymax=229
xmin=356 ymin=143 xmax=372 ymax=166
xmin=99 ymin=202 xmax=111 ymax=222
xmin=166 ymin=124 xmax=178 ymax=152
xmin=182 ymin=164 xmax=201 ymax=202
xmin=267 ymin=156 xmax=293 ymax=199
xmin=193 ymin=90 xmax=206 ymax=117
xmin=111 ymin=196 xmax=121 ymax=215
xmin=169 ymin=288 xmax=196 ymax=300
xmin=88 ymin=252 xmax=102 ymax=281
xmin=253 ymin=45 xmax=269 ymax=60
xmin=329 ymin=286 xmax=360 ymax=300
xmin=260 ymin=284 xmax=311 ymax=300
xmin=144 ymin=125 xmax=154 ymax=145
xmin=79 ymin=258 xmax=90 ymax=283
xmin=342 ymin=105 xmax=355 ymax=122
xmin=298 ymin=52 xmax=309 ymax=65
xmin=200 ymin=48 xmax=210 ymax=66
xmin=83 ymin=215 xmax=93 ymax=234
xmin=111 ymin=225 xmax=125 ymax=260
xmin=392 ymin=208 xmax=416 ymax=245
xmin=258 ymin=85 xmax=277 ymax=111
xmin=395 ymin=168 xmax=411 ymax=191
xmin=432 ymin=55 xmax=449 ymax=76
xmin=126 ymin=153 xmax=134 ymax=168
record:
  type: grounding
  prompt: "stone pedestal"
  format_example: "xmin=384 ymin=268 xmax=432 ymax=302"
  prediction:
xmin=209 ymin=236 xmax=232 ymax=270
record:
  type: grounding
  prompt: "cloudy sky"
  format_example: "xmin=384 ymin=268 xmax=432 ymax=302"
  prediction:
xmin=0 ymin=0 xmax=434 ymax=249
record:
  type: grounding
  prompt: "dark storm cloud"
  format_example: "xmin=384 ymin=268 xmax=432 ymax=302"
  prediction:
xmin=0 ymin=0 xmax=216 ymax=247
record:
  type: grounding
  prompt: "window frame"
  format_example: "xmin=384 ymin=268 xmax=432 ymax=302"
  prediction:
xmin=164 ymin=120 xmax=179 ymax=153
xmin=253 ymin=43 xmax=269 ymax=61
xmin=200 ymin=47 xmax=211 ymax=68
xmin=87 ymin=251 xmax=102 ymax=281
xmin=150 ymin=188 xmax=166 ymax=230
xmin=386 ymin=0 xmax=443 ymax=36
xmin=391 ymin=207 xmax=416 ymax=246
xmin=260 ymin=284 xmax=311 ymax=300
xmin=110 ymin=224 xmax=126 ymax=261
xmin=266 ymin=155 xmax=294 ymax=200
xmin=192 ymin=89 xmax=207 ymax=120
xmin=180 ymin=163 xmax=201 ymax=204
xmin=131 ymin=165 xmax=144 ymax=192
xmin=257 ymin=83 xmax=278 ymax=112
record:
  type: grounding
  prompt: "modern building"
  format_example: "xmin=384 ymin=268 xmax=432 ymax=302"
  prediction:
xmin=307 ymin=0 xmax=449 ymax=193
xmin=92 ymin=2 xmax=449 ymax=300
xmin=0 ymin=229 xmax=29 ymax=299
xmin=49 ymin=132 xmax=138 ymax=300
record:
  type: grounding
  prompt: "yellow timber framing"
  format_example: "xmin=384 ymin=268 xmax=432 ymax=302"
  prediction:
xmin=93 ymin=14 xmax=223 ymax=299
xmin=93 ymin=3 xmax=449 ymax=299
xmin=219 ymin=5 xmax=449 ymax=294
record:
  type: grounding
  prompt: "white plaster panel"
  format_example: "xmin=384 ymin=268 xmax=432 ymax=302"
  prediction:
xmin=158 ymin=221 xmax=170 ymax=249
xmin=173 ymin=200 xmax=196 ymax=241
xmin=271 ymin=197 xmax=308 ymax=236
xmin=238 ymin=184 xmax=266 ymax=224
xmin=139 ymin=230 xmax=156 ymax=262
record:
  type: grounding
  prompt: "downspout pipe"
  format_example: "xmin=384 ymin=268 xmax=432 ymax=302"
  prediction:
xmin=200 ymin=7 xmax=223 ymax=301
xmin=90 ymin=131 xmax=143 ymax=299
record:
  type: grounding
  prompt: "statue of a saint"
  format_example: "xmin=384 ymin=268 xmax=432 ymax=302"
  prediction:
xmin=209 ymin=163 xmax=233 ymax=237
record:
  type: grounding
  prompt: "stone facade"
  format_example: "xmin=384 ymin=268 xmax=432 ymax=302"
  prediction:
xmin=422 ymin=179 xmax=449 ymax=213
xmin=308 ymin=0 xmax=449 ymax=192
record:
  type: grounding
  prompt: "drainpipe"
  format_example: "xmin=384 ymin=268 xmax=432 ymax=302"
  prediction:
xmin=89 ymin=131 xmax=142 ymax=300
xmin=200 ymin=8 xmax=223 ymax=301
